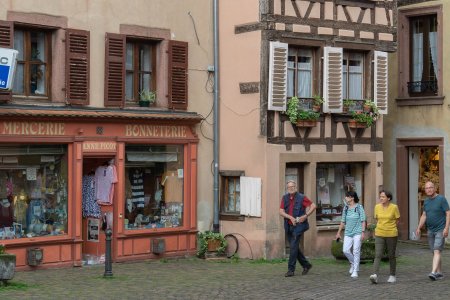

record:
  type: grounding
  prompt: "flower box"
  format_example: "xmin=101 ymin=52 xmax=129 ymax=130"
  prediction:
xmin=296 ymin=120 xmax=317 ymax=127
xmin=348 ymin=120 xmax=366 ymax=128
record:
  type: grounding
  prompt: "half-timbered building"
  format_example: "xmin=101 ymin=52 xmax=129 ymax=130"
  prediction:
xmin=218 ymin=0 xmax=397 ymax=257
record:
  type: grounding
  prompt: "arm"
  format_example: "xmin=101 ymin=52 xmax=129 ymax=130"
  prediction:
xmin=298 ymin=202 xmax=316 ymax=223
xmin=336 ymin=222 xmax=345 ymax=239
xmin=443 ymin=210 xmax=450 ymax=237
xmin=279 ymin=208 xmax=296 ymax=225
xmin=416 ymin=211 xmax=427 ymax=237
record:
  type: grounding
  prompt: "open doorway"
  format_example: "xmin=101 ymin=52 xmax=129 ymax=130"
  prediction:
xmin=408 ymin=147 xmax=440 ymax=239
xmin=82 ymin=156 xmax=116 ymax=265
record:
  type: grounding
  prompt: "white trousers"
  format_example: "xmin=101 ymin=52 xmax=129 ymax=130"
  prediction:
xmin=343 ymin=234 xmax=362 ymax=271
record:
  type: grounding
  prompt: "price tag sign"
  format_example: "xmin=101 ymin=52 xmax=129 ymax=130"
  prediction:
xmin=0 ymin=48 xmax=19 ymax=90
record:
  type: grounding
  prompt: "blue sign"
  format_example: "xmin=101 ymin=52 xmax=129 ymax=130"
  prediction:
xmin=0 ymin=48 xmax=19 ymax=90
xmin=0 ymin=65 xmax=10 ymax=89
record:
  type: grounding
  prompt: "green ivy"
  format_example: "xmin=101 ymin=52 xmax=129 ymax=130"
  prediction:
xmin=196 ymin=231 xmax=227 ymax=258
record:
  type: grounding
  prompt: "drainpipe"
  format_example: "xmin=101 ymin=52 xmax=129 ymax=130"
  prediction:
xmin=212 ymin=0 xmax=220 ymax=233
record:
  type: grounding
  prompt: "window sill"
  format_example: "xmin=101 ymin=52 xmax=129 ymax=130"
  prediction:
xmin=316 ymin=224 xmax=340 ymax=231
xmin=396 ymin=95 xmax=445 ymax=106
xmin=219 ymin=214 xmax=245 ymax=221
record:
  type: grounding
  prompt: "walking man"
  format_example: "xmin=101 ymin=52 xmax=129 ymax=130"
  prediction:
xmin=279 ymin=180 xmax=316 ymax=277
xmin=415 ymin=181 xmax=450 ymax=280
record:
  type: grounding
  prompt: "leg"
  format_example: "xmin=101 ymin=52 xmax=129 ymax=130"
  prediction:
xmin=343 ymin=235 xmax=355 ymax=266
xmin=296 ymin=233 xmax=310 ymax=268
xmin=432 ymin=250 xmax=441 ymax=273
xmin=386 ymin=236 xmax=398 ymax=276
xmin=352 ymin=234 xmax=362 ymax=272
xmin=373 ymin=236 xmax=386 ymax=275
xmin=287 ymin=227 xmax=300 ymax=272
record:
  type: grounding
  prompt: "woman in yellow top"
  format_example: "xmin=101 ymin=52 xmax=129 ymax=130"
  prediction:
xmin=369 ymin=190 xmax=400 ymax=284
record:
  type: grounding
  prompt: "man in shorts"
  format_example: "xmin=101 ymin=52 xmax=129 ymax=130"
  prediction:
xmin=415 ymin=181 xmax=450 ymax=280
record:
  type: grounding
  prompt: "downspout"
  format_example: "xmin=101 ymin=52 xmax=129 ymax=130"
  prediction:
xmin=212 ymin=0 xmax=220 ymax=233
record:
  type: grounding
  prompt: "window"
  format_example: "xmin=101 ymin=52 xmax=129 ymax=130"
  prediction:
xmin=13 ymin=29 xmax=51 ymax=97
xmin=315 ymin=163 xmax=364 ymax=225
xmin=0 ymin=145 xmax=68 ymax=239
xmin=124 ymin=145 xmax=184 ymax=230
xmin=125 ymin=41 xmax=157 ymax=103
xmin=342 ymin=52 xmax=364 ymax=100
xmin=287 ymin=48 xmax=313 ymax=98
xmin=221 ymin=176 xmax=241 ymax=214
xmin=409 ymin=14 xmax=438 ymax=95
xmin=105 ymin=32 xmax=188 ymax=109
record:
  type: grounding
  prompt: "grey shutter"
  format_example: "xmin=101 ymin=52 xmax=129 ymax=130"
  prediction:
xmin=323 ymin=47 xmax=343 ymax=113
xmin=268 ymin=41 xmax=288 ymax=111
xmin=374 ymin=51 xmax=388 ymax=115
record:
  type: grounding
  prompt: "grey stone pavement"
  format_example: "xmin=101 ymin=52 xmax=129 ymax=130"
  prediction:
xmin=0 ymin=241 xmax=448 ymax=299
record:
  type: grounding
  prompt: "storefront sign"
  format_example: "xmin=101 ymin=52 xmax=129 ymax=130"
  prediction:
xmin=1 ymin=121 xmax=65 ymax=135
xmin=125 ymin=125 xmax=187 ymax=138
xmin=0 ymin=48 xmax=19 ymax=90
xmin=83 ymin=141 xmax=117 ymax=152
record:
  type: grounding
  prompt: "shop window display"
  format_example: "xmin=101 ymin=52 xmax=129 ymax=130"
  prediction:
xmin=124 ymin=145 xmax=183 ymax=230
xmin=315 ymin=163 xmax=364 ymax=225
xmin=0 ymin=145 xmax=68 ymax=239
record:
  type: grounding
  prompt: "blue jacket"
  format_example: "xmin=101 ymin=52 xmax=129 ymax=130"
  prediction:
xmin=283 ymin=192 xmax=309 ymax=235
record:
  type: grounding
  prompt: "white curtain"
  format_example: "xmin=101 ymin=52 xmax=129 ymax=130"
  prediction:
xmin=412 ymin=33 xmax=423 ymax=91
xmin=429 ymin=32 xmax=438 ymax=79
xmin=297 ymin=49 xmax=312 ymax=98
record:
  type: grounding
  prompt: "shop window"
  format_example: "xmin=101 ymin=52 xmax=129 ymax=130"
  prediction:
xmin=105 ymin=33 xmax=188 ymax=110
xmin=13 ymin=29 xmax=51 ymax=97
xmin=124 ymin=145 xmax=184 ymax=230
xmin=125 ymin=41 xmax=157 ymax=103
xmin=0 ymin=145 xmax=68 ymax=239
xmin=315 ymin=163 xmax=364 ymax=225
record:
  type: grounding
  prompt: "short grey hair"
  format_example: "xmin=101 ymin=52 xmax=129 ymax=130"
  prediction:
xmin=286 ymin=180 xmax=296 ymax=186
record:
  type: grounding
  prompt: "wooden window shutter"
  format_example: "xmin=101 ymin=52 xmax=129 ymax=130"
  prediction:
xmin=323 ymin=47 xmax=343 ymax=113
xmin=374 ymin=51 xmax=388 ymax=115
xmin=66 ymin=29 xmax=90 ymax=105
xmin=0 ymin=20 xmax=13 ymax=102
xmin=268 ymin=41 xmax=288 ymax=111
xmin=104 ymin=33 xmax=125 ymax=107
xmin=168 ymin=40 xmax=188 ymax=110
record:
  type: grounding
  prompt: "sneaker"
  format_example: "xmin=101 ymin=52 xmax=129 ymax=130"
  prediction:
xmin=429 ymin=273 xmax=437 ymax=281
xmin=387 ymin=275 xmax=396 ymax=283
xmin=435 ymin=273 xmax=444 ymax=280
xmin=370 ymin=274 xmax=378 ymax=284
xmin=285 ymin=270 xmax=295 ymax=277
xmin=349 ymin=264 xmax=354 ymax=274
xmin=302 ymin=264 xmax=312 ymax=275
xmin=351 ymin=271 xmax=358 ymax=278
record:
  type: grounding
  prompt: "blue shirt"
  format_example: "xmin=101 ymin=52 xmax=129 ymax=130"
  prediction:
xmin=424 ymin=194 xmax=449 ymax=232
xmin=343 ymin=204 xmax=366 ymax=237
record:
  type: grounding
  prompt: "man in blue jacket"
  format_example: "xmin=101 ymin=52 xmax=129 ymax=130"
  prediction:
xmin=279 ymin=180 xmax=316 ymax=277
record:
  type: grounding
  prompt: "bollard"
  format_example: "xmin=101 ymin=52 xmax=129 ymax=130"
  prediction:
xmin=104 ymin=228 xmax=113 ymax=277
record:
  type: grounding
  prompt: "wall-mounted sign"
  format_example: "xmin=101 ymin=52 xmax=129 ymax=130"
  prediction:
xmin=125 ymin=125 xmax=187 ymax=138
xmin=83 ymin=141 xmax=117 ymax=152
xmin=0 ymin=48 xmax=19 ymax=90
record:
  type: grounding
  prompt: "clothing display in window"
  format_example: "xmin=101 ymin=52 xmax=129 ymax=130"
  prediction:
xmin=82 ymin=174 xmax=101 ymax=218
xmin=0 ymin=198 xmax=13 ymax=227
xmin=95 ymin=164 xmax=118 ymax=205
xmin=129 ymin=169 xmax=145 ymax=208
xmin=162 ymin=170 xmax=183 ymax=203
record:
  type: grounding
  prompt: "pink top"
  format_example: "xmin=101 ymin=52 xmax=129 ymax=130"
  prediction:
xmin=95 ymin=165 xmax=118 ymax=205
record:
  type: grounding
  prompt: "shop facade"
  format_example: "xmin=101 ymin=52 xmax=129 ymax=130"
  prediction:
xmin=0 ymin=110 xmax=200 ymax=269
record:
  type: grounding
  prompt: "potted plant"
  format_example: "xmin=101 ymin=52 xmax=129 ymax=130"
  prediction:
xmin=0 ymin=244 xmax=16 ymax=286
xmin=312 ymin=94 xmax=324 ymax=112
xmin=197 ymin=231 xmax=227 ymax=258
xmin=343 ymin=99 xmax=355 ymax=113
xmin=363 ymin=99 xmax=378 ymax=113
xmin=138 ymin=89 xmax=156 ymax=107
xmin=349 ymin=110 xmax=379 ymax=128
xmin=286 ymin=97 xmax=320 ymax=127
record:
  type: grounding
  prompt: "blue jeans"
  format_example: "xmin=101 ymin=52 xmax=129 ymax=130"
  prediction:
xmin=287 ymin=225 xmax=310 ymax=272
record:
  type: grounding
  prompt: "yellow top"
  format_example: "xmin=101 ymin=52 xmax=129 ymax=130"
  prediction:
xmin=374 ymin=203 xmax=400 ymax=237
